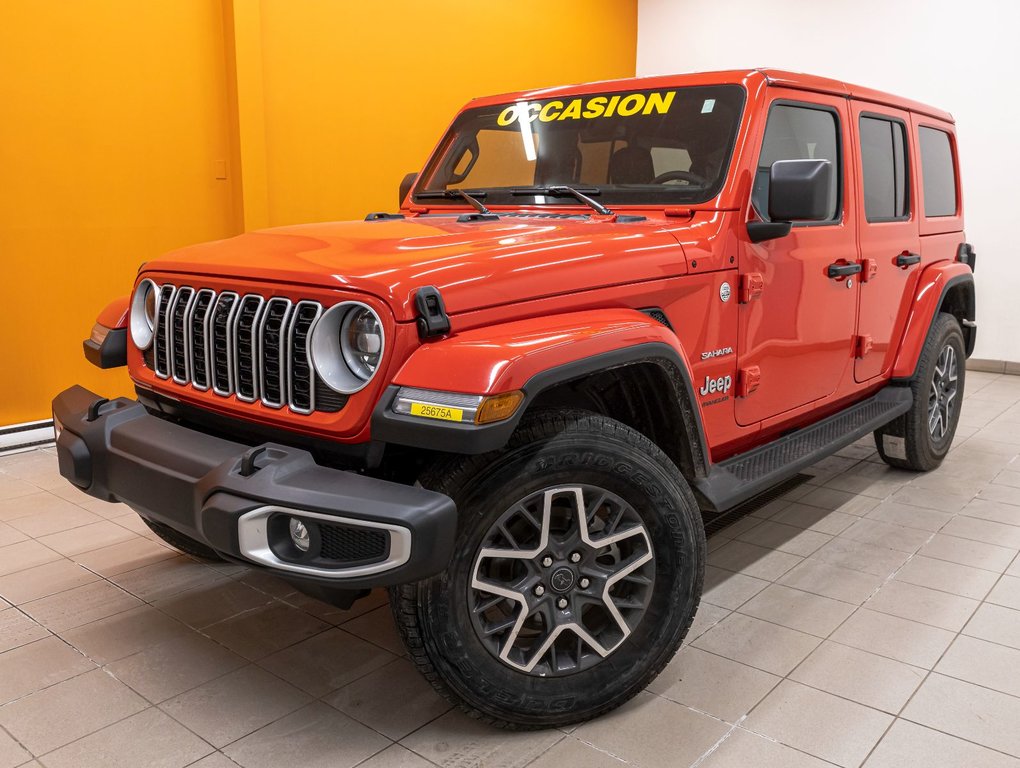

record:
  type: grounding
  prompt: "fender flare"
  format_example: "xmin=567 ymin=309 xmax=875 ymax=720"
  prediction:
xmin=84 ymin=296 xmax=130 ymax=369
xmin=371 ymin=309 xmax=709 ymax=472
xmin=891 ymin=262 xmax=975 ymax=381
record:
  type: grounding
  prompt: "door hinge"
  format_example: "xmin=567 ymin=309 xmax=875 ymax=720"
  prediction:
xmin=854 ymin=334 xmax=873 ymax=358
xmin=737 ymin=366 xmax=761 ymax=398
xmin=739 ymin=273 xmax=764 ymax=304
xmin=861 ymin=258 xmax=878 ymax=282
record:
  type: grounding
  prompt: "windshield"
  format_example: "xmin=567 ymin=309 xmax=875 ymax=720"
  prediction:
xmin=416 ymin=84 xmax=745 ymax=207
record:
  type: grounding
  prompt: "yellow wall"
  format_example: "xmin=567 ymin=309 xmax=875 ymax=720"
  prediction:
xmin=0 ymin=0 xmax=637 ymax=426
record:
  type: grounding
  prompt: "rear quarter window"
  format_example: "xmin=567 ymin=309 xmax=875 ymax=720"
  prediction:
xmin=918 ymin=127 xmax=957 ymax=217
xmin=860 ymin=116 xmax=909 ymax=221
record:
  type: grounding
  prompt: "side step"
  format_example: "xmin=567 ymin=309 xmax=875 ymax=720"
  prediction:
xmin=695 ymin=386 xmax=913 ymax=513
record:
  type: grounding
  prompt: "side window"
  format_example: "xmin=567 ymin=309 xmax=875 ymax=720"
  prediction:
xmin=859 ymin=116 xmax=909 ymax=221
xmin=753 ymin=104 xmax=840 ymax=223
xmin=918 ymin=127 xmax=958 ymax=217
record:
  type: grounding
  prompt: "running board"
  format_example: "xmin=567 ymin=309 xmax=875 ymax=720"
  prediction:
xmin=695 ymin=386 xmax=913 ymax=513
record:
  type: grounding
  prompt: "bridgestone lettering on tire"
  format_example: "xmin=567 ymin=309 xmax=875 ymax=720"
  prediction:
xmin=390 ymin=410 xmax=706 ymax=729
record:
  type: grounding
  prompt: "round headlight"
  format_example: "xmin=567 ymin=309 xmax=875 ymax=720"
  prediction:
xmin=310 ymin=301 xmax=385 ymax=394
xmin=130 ymin=279 xmax=159 ymax=350
xmin=341 ymin=307 xmax=382 ymax=381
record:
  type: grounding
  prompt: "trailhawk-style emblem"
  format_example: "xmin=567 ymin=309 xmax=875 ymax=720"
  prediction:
xmin=719 ymin=282 xmax=732 ymax=302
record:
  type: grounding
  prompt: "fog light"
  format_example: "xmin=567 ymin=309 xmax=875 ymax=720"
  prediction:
xmin=289 ymin=518 xmax=311 ymax=552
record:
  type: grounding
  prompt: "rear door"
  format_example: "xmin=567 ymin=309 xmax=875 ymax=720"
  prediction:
xmin=736 ymin=92 xmax=859 ymax=425
xmin=851 ymin=103 xmax=921 ymax=382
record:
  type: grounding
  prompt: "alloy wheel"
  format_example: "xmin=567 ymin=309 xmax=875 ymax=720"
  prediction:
xmin=928 ymin=343 xmax=958 ymax=441
xmin=468 ymin=485 xmax=655 ymax=677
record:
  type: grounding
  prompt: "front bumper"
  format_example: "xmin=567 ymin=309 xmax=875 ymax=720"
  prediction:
xmin=52 ymin=386 xmax=457 ymax=593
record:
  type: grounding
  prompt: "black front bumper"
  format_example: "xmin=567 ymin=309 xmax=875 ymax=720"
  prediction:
xmin=52 ymin=386 xmax=457 ymax=595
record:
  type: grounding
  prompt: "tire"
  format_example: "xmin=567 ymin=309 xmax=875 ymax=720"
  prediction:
xmin=143 ymin=518 xmax=225 ymax=561
xmin=875 ymin=312 xmax=966 ymax=471
xmin=391 ymin=410 xmax=706 ymax=729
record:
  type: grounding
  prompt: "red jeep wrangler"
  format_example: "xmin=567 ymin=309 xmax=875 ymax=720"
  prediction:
xmin=55 ymin=69 xmax=975 ymax=728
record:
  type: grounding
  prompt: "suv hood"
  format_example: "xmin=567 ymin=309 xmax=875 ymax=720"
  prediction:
xmin=147 ymin=215 xmax=688 ymax=321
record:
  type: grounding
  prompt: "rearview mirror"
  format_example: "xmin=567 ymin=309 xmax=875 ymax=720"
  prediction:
xmin=768 ymin=159 xmax=832 ymax=222
xmin=399 ymin=172 xmax=418 ymax=207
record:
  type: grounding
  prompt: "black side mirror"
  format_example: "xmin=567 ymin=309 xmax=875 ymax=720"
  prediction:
xmin=399 ymin=172 xmax=418 ymax=207
xmin=747 ymin=159 xmax=832 ymax=243
xmin=769 ymin=159 xmax=832 ymax=221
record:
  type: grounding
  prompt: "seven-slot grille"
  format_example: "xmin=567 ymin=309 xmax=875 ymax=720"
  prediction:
xmin=151 ymin=283 xmax=343 ymax=414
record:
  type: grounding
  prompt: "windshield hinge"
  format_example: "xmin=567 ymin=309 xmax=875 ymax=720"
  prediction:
xmin=415 ymin=285 xmax=451 ymax=340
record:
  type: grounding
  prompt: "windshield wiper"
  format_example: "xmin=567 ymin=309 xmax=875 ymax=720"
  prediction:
xmin=510 ymin=185 xmax=613 ymax=216
xmin=415 ymin=189 xmax=493 ymax=215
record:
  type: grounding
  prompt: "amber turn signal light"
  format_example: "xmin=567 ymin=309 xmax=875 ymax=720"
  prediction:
xmin=475 ymin=391 xmax=524 ymax=424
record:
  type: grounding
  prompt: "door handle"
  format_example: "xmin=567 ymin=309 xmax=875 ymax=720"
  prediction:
xmin=827 ymin=262 xmax=862 ymax=279
xmin=895 ymin=252 xmax=921 ymax=268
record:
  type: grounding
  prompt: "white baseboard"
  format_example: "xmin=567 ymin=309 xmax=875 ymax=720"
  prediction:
xmin=0 ymin=420 xmax=56 ymax=453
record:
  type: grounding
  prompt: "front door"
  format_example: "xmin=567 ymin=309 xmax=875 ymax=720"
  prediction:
xmin=736 ymin=92 xmax=859 ymax=426
xmin=851 ymin=103 xmax=922 ymax=382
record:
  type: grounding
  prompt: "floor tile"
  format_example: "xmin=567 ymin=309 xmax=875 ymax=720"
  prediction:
xmin=864 ymin=580 xmax=979 ymax=632
xmin=0 ymin=727 xmax=30 ymax=768
xmin=829 ymin=609 xmax=954 ymax=668
xmin=769 ymin=502 xmax=857 ymax=535
xmin=570 ymin=692 xmax=729 ymax=768
xmin=739 ymin=583 xmax=855 ymax=637
xmin=4 ymin=498 xmax=101 ymax=537
xmin=892 ymin=555 xmax=999 ymax=600
xmin=72 ymin=537 xmax=177 ymax=576
xmin=961 ymin=497 xmax=1020 ymax=525
xmin=789 ymin=641 xmax=925 ymax=713
xmin=0 ymin=607 xmax=49 ymax=653
xmin=0 ymin=474 xmax=38 ymax=503
xmin=686 ymin=601 xmax=730 ymax=641
xmin=735 ymin=520 xmax=832 ymax=557
xmin=0 ymin=559 xmax=99 ymax=604
xmin=864 ymin=500 xmax=953 ymax=532
xmin=701 ymin=727 xmax=833 ymax=768
xmin=40 ymin=707 xmax=213 ymax=768
xmin=701 ymin=566 xmax=768 ymax=610
xmin=0 ymin=636 xmax=95 ymax=704
xmin=799 ymin=486 xmax=880 ymax=515
xmin=838 ymin=519 xmax=932 ymax=554
xmin=744 ymin=679 xmax=892 ymax=768
xmin=706 ymin=540 xmax=802 ymax=581
xmin=106 ymin=632 xmax=247 ymax=703
xmin=340 ymin=605 xmax=406 ymax=657
xmin=692 ymin=612 xmax=820 ymax=676
xmin=402 ymin=708 xmax=565 ymax=768
xmin=257 ymin=627 xmax=394 ymax=697
xmin=62 ymin=605 xmax=192 ymax=664
xmin=0 ymin=522 xmax=26 ymax=548
xmin=777 ymin=559 xmax=884 ymax=604
xmin=0 ymin=667 xmax=146 ymax=754
xmin=203 ymin=602 xmax=330 ymax=661
xmin=21 ymin=579 xmax=141 ymax=633
xmin=38 ymin=520 xmax=137 ymax=556
xmin=110 ymin=556 xmax=227 ymax=602
xmin=160 ymin=665 xmax=311 ymax=749
xmin=326 ymin=657 xmax=450 ymax=740
xmin=936 ymin=634 xmax=1020 ymax=698
xmin=962 ymin=602 xmax=1020 ymax=649
xmin=647 ymin=645 xmax=780 ymax=722
xmin=153 ymin=580 xmax=275 ymax=630
xmin=890 ymin=486 xmax=972 ymax=514
xmin=863 ymin=718 xmax=1020 ymax=768
xmin=987 ymin=574 xmax=1020 ymax=609
xmin=810 ymin=538 xmax=910 ymax=578
xmin=0 ymin=540 xmax=61 ymax=577
xmin=525 ymin=737 xmax=631 ymax=768
xmin=223 ymin=702 xmax=388 ymax=768
xmin=941 ymin=515 xmax=1020 ymax=548
xmin=903 ymin=673 xmax=1020 ymax=758
xmin=918 ymin=533 xmax=1016 ymax=572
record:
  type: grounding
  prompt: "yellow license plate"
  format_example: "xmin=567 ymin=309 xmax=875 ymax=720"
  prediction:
xmin=410 ymin=402 xmax=464 ymax=422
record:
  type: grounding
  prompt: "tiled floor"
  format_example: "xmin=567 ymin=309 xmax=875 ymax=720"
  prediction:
xmin=1 ymin=370 xmax=1020 ymax=767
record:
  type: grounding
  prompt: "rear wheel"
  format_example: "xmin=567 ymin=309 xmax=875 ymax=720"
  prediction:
xmin=875 ymin=312 xmax=966 ymax=471
xmin=391 ymin=410 xmax=705 ymax=729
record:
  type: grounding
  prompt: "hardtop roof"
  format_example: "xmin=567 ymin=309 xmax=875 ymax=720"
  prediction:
xmin=468 ymin=68 xmax=953 ymax=124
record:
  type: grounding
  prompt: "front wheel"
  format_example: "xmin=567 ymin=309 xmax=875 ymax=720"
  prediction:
xmin=391 ymin=411 xmax=706 ymax=729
